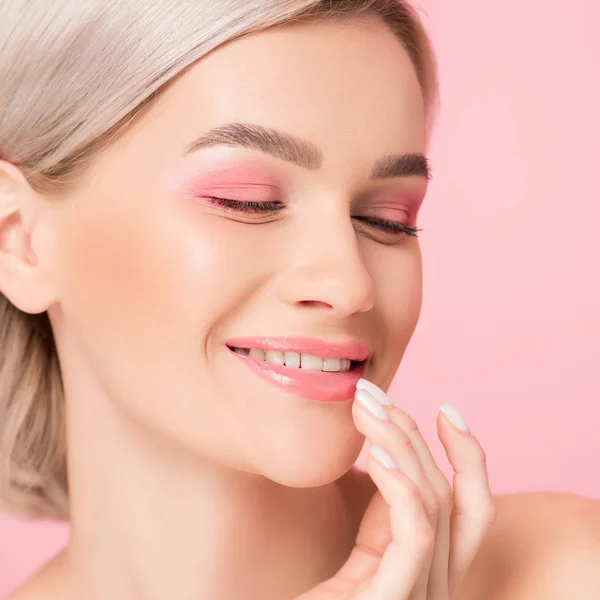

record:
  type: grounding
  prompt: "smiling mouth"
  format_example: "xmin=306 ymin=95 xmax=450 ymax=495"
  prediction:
xmin=225 ymin=337 xmax=370 ymax=402
xmin=226 ymin=345 xmax=364 ymax=373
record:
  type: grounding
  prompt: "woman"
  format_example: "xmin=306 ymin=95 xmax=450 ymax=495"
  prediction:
xmin=0 ymin=1 xmax=598 ymax=598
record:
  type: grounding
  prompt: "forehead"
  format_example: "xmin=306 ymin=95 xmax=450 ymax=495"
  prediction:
xmin=85 ymin=15 xmax=427 ymax=192
xmin=157 ymin=16 xmax=426 ymax=148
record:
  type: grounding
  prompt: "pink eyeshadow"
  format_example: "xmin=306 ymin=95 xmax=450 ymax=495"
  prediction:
xmin=181 ymin=163 xmax=281 ymax=201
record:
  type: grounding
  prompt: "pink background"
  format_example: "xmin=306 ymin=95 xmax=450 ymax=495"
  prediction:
xmin=2 ymin=0 xmax=599 ymax=595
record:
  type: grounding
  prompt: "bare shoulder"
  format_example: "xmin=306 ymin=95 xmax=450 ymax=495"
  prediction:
xmin=3 ymin=550 xmax=68 ymax=600
xmin=4 ymin=579 xmax=44 ymax=600
xmin=339 ymin=472 xmax=600 ymax=598
xmin=459 ymin=491 xmax=600 ymax=599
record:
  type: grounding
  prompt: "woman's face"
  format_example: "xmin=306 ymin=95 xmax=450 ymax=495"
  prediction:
xmin=43 ymin=14 xmax=429 ymax=485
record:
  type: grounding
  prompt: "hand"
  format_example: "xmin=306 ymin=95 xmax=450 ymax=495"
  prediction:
xmin=296 ymin=379 xmax=496 ymax=600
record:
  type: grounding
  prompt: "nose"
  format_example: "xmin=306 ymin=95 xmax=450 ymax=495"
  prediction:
xmin=277 ymin=215 xmax=376 ymax=317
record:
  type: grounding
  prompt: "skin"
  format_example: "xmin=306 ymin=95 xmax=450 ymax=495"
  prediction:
xmin=1 ymin=13 xmax=599 ymax=600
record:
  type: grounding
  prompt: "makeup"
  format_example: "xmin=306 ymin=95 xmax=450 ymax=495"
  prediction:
xmin=180 ymin=160 xmax=281 ymax=201
xmin=226 ymin=336 xmax=370 ymax=402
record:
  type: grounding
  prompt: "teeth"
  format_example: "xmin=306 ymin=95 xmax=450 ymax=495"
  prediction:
xmin=300 ymin=354 xmax=323 ymax=371
xmin=232 ymin=347 xmax=354 ymax=372
xmin=323 ymin=358 xmax=341 ymax=372
xmin=283 ymin=351 xmax=300 ymax=368
xmin=265 ymin=350 xmax=285 ymax=365
xmin=248 ymin=348 xmax=265 ymax=360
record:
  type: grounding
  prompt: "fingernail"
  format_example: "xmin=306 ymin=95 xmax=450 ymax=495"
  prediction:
xmin=439 ymin=403 xmax=470 ymax=433
xmin=370 ymin=445 xmax=399 ymax=469
xmin=356 ymin=378 xmax=394 ymax=406
xmin=355 ymin=389 xmax=389 ymax=420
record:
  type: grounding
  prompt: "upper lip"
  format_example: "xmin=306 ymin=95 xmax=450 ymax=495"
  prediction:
xmin=225 ymin=336 xmax=371 ymax=361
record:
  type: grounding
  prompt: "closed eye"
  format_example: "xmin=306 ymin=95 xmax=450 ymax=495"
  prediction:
xmin=206 ymin=197 xmax=285 ymax=213
xmin=353 ymin=216 xmax=420 ymax=237
xmin=206 ymin=197 xmax=421 ymax=237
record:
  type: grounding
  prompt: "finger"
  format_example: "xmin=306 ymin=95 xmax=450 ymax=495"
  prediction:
xmin=385 ymin=405 xmax=452 ymax=600
xmin=357 ymin=379 xmax=452 ymax=600
xmin=438 ymin=404 xmax=496 ymax=593
xmin=355 ymin=380 xmax=438 ymax=600
xmin=353 ymin=383 xmax=440 ymax=527
xmin=354 ymin=448 xmax=434 ymax=600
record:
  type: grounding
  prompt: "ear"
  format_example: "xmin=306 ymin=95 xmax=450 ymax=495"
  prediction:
xmin=0 ymin=160 xmax=59 ymax=314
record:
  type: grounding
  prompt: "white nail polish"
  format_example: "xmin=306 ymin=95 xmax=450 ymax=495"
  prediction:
xmin=356 ymin=378 xmax=393 ymax=406
xmin=370 ymin=445 xmax=399 ymax=469
xmin=355 ymin=389 xmax=389 ymax=420
xmin=439 ymin=403 xmax=470 ymax=433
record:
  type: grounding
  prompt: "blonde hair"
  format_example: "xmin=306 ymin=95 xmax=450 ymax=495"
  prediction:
xmin=0 ymin=0 xmax=439 ymax=521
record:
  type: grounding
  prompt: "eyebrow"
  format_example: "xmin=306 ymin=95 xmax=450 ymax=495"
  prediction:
xmin=185 ymin=122 xmax=432 ymax=181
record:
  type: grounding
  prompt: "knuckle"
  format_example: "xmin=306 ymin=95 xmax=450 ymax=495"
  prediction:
xmin=408 ymin=414 xmax=420 ymax=432
xmin=356 ymin=530 xmax=392 ymax=554
xmin=415 ymin=522 xmax=435 ymax=555
xmin=480 ymin=449 xmax=489 ymax=469
xmin=396 ymin=428 xmax=413 ymax=449
xmin=437 ymin=480 xmax=454 ymax=515
xmin=473 ymin=444 xmax=489 ymax=470
xmin=422 ymin=487 xmax=440 ymax=520
xmin=388 ymin=407 xmax=419 ymax=432
xmin=404 ymin=414 xmax=419 ymax=432
xmin=401 ymin=476 xmax=422 ymax=502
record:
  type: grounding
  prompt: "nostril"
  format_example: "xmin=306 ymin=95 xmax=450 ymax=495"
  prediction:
xmin=297 ymin=300 xmax=335 ymax=309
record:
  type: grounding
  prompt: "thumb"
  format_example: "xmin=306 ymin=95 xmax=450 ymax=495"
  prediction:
xmin=334 ymin=490 xmax=391 ymax=584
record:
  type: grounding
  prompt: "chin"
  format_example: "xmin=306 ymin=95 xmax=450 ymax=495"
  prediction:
xmin=257 ymin=435 xmax=365 ymax=489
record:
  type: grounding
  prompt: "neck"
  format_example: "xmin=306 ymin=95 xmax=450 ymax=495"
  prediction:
xmin=61 ymin=390 xmax=357 ymax=600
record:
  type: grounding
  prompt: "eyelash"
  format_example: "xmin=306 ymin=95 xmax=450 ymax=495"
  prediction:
xmin=206 ymin=197 xmax=421 ymax=238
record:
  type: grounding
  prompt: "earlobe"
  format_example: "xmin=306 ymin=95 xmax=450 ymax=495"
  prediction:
xmin=0 ymin=162 xmax=57 ymax=314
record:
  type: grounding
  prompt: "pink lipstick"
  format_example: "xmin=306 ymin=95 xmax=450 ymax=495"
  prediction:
xmin=225 ymin=336 xmax=370 ymax=402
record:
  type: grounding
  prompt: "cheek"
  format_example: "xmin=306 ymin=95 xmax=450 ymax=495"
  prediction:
xmin=52 ymin=192 xmax=276 ymax=454
xmin=52 ymin=190 xmax=273 ymax=445
xmin=369 ymin=243 xmax=423 ymax=340
xmin=55 ymin=194 xmax=266 ymax=362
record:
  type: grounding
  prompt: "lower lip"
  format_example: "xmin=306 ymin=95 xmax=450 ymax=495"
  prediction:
xmin=228 ymin=348 xmax=365 ymax=402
